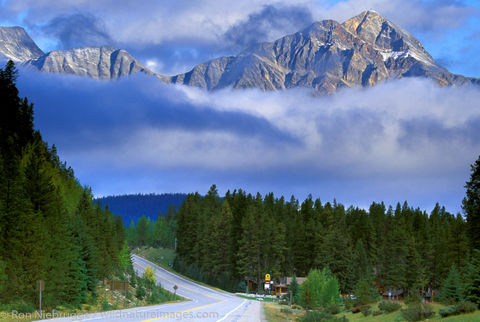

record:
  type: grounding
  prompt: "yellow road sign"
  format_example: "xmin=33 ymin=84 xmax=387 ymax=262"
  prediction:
xmin=265 ymin=274 xmax=270 ymax=281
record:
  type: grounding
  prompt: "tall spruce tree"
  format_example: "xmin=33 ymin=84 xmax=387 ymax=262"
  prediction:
xmin=439 ymin=265 xmax=463 ymax=304
xmin=463 ymin=154 xmax=480 ymax=250
xmin=464 ymin=249 xmax=480 ymax=305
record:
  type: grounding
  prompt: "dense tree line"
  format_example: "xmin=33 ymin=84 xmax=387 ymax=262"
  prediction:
xmin=96 ymin=193 xmax=186 ymax=225
xmin=174 ymin=183 xmax=475 ymax=296
xmin=125 ymin=206 xmax=176 ymax=249
xmin=0 ymin=61 xmax=127 ymax=308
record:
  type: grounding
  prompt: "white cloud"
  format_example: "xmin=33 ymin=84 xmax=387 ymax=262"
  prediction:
xmin=49 ymin=75 xmax=479 ymax=182
xmin=18 ymin=66 xmax=479 ymax=210
xmin=3 ymin=0 xmax=473 ymax=48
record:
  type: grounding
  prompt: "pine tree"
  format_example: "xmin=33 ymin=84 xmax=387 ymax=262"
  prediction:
xmin=354 ymin=278 xmax=377 ymax=305
xmin=136 ymin=215 xmax=149 ymax=246
xmin=236 ymin=205 xmax=262 ymax=284
xmin=353 ymin=239 xmax=370 ymax=284
xmin=463 ymin=154 xmax=480 ymax=249
xmin=316 ymin=223 xmax=354 ymax=292
xmin=289 ymin=274 xmax=299 ymax=304
xmin=440 ymin=265 xmax=463 ymax=304
xmin=405 ymin=236 xmax=426 ymax=298
xmin=210 ymin=200 xmax=233 ymax=276
xmin=118 ymin=241 xmax=132 ymax=271
xmin=126 ymin=219 xmax=136 ymax=246
xmin=464 ymin=249 xmax=480 ymax=305
xmin=0 ymin=61 xmax=129 ymax=307
xmin=270 ymin=221 xmax=287 ymax=277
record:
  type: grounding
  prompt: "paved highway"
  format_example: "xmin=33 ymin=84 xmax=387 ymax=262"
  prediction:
xmin=39 ymin=254 xmax=264 ymax=322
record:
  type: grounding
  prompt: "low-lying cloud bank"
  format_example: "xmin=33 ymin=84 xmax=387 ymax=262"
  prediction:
xmin=16 ymin=68 xmax=480 ymax=212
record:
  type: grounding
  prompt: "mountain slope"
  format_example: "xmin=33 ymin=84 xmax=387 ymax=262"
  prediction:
xmin=0 ymin=26 xmax=44 ymax=62
xmin=27 ymin=46 xmax=157 ymax=80
xmin=167 ymin=10 xmax=479 ymax=93
xmin=0 ymin=12 xmax=478 ymax=90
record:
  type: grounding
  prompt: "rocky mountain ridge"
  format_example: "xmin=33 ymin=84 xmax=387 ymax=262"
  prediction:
xmin=0 ymin=26 xmax=44 ymax=62
xmin=29 ymin=46 xmax=156 ymax=80
xmin=0 ymin=11 xmax=478 ymax=92
xmin=167 ymin=10 xmax=479 ymax=93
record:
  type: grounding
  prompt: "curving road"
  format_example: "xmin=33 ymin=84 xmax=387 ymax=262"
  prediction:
xmin=39 ymin=254 xmax=264 ymax=322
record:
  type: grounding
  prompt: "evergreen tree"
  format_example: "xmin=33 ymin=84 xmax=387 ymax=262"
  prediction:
xmin=300 ymin=268 xmax=340 ymax=309
xmin=136 ymin=215 xmax=149 ymax=246
xmin=118 ymin=241 xmax=132 ymax=271
xmin=0 ymin=61 xmax=128 ymax=308
xmin=316 ymin=223 xmax=354 ymax=292
xmin=236 ymin=205 xmax=262 ymax=284
xmin=354 ymin=278 xmax=377 ymax=305
xmin=126 ymin=219 xmax=136 ymax=246
xmin=464 ymin=249 xmax=480 ymax=305
xmin=463 ymin=154 xmax=480 ymax=249
xmin=353 ymin=239 xmax=370 ymax=284
xmin=210 ymin=200 xmax=233 ymax=276
xmin=405 ymin=236 xmax=426 ymax=297
xmin=289 ymin=274 xmax=299 ymax=304
xmin=439 ymin=265 xmax=463 ymax=304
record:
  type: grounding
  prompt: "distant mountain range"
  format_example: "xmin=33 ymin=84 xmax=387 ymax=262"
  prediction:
xmin=95 ymin=193 xmax=187 ymax=224
xmin=1 ymin=10 xmax=478 ymax=93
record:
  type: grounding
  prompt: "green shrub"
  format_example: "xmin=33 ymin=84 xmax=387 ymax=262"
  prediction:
xmin=353 ymin=279 xmax=377 ymax=305
xmin=101 ymin=300 xmax=112 ymax=311
xmin=325 ymin=303 xmax=342 ymax=315
xmin=401 ymin=303 xmax=435 ymax=321
xmin=361 ymin=308 xmax=372 ymax=316
xmin=439 ymin=307 xmax=457 ymax=317
xmin=135 ymin=285 xmax=146 ymax=300
xmin=301 ymin=310 xmax=331 ymax=322
xmin=0 ymin=300 xmax=36 ymax=313
xmin=343 ymin=298 xmax=353 ymax=310
xmin=455 ymin=301 xmax=477 ymax=314
xmin=439 ymin=301 xmax=477 ymax=318
xmin=378 ymin=301 xmax=402 ymax=313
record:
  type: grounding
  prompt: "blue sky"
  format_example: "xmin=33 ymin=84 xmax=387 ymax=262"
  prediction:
xmin=1 ymin=0 xmax=479 ymax=213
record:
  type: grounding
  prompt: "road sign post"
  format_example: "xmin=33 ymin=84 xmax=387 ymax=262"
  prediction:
xmin=173 ymin=285 xmax=178 ymax=300
xmin=37 ymin=280 xmax=44 ymax=314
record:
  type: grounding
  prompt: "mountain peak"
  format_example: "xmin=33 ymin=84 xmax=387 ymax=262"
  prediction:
xmin=342 ymin=10 xmax=435 ymax=66
xmin=168 ymin=10 xmax=478 ymax=93
xmin=0 ymin=26 xmax=44 ymax=62
xmin=29 ymin=46 xmax=156 ymax=80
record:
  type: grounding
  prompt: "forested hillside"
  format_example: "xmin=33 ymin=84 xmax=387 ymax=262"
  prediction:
xmin=0 ymin=61 xmax=127 ymax=308
xmin=95 ymin=193 xmax=186 ymax=224
xmin=174 ymin=184 xmax=476 ymax=295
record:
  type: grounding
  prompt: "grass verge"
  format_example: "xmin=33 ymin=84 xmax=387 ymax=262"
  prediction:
xmin=263 ymin=303 xmax=306 ymax=322
xmin=264 ymin=301 xmax=480 ymax=322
